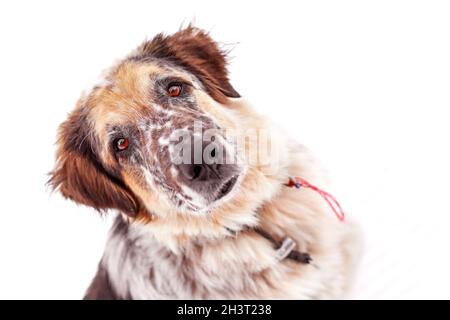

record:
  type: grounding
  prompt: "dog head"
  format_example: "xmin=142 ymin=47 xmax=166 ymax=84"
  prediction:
xmin=49 ymin=27 xmax=287 ymax=239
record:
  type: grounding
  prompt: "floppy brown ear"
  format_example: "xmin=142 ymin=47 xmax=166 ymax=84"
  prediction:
xmin=135 ymin=26 xmax=240 ymax=103
xmin=48 ymin=105 xmax=139 ymax=217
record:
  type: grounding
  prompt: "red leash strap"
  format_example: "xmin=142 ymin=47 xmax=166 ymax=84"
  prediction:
xmin=286 ymin=176 xmax=346 ymax=222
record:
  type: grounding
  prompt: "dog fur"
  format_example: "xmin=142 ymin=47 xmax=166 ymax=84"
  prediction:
xmin=49 ymin=26 xmax=361 ymax=299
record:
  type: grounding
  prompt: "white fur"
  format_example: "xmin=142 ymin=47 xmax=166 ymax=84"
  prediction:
xmin=100 ymin=100 xmax=362 ymax=298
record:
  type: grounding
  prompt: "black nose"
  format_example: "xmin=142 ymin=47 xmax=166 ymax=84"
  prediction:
xmin=177 ymin=162 xmax=240 ymax=201
xmin=178 ymin=163 xmax=223 ymax=181
xmin=175 ymin=139 xmax=240 ymax=202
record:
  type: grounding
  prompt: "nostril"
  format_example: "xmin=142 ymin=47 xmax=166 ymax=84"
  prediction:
xmin=210 ymin=148 xmax=216 ymax=158
xmin=192 ymin=165 xmax=203 ymax=180
xmin=178 ymin=164 xmax=208 ymax=181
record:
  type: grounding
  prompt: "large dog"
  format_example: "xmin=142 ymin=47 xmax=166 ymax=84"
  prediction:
xmin=49 ymin=26 xmax=361 ymax=299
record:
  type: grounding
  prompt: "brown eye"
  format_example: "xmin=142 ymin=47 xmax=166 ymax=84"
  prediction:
xmin=114 ymin=138 xmax=129 ymax=152
xmin=167 ymin=83 xmax=183 ymax=97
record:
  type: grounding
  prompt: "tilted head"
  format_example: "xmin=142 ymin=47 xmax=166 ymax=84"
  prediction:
xmin=49 ymin=27 xmax=288 ymax=243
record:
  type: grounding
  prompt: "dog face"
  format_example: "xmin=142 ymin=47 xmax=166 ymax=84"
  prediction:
xmin=50 ymin=27 xmax=286 ymax=235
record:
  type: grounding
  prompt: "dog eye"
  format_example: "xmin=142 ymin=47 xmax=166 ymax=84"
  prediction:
xmin=167 ymin=82 xmax=183 ymax=97
xmin=114 ymin=138 xmax=129 ymax=152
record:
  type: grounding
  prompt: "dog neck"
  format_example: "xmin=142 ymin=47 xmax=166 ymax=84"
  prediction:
xmin=230 ymin=226 xmax=312 ymax=264
xmin=119 ymin=179 xmax=318 ymax=265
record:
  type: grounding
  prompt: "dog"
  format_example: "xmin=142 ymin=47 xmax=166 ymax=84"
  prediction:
xmin=49 ymin=26 xmax=361 ymax=299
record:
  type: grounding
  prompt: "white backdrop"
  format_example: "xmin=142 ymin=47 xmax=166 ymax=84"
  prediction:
xmin=0 ymin=0 xmax=449 ymax=299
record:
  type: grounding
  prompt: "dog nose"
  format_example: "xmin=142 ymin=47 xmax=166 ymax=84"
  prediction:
xmin=175 ymin=138 xmax=240 ymax=201
xmin=177 ymin=162 xmax=240 ymax=200
xmin=178 ymin=163 xmax=220 ymax=181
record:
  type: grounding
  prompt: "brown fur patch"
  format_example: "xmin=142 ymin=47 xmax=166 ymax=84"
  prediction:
xmin=132 ymin=26 xmax=240 ymax=104
xmin=48 ymin=102 xmax=139 ymax=217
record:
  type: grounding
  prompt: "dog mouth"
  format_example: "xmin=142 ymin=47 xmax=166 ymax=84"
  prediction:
xmin=214 ymin=175 xmax=239 ymax=201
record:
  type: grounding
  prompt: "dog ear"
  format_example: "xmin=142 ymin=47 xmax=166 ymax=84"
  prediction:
xmin=135 ymin=26 xmax=240 ymax=103
xmin=48 ymin=105 xmax=139 ymax=217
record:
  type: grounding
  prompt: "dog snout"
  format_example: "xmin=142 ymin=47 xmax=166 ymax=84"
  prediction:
xmin=178 ymin=162 xmax=235 ymax=182
xmin=177 ymin=162 xmax=240 ymax=201
xmin=175 ymin=138 xmax=240 ymax=202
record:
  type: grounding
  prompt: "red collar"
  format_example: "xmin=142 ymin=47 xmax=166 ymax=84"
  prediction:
xmin=286 ymin=177 xmax=346 ymax=222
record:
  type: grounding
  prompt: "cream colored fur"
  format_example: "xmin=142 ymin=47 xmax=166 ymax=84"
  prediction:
xmin=102 ymin=97 xmax=362 ymax=299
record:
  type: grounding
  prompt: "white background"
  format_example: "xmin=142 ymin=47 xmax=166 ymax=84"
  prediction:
xmin=0 ymin=0 xmax=449 ymax=299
